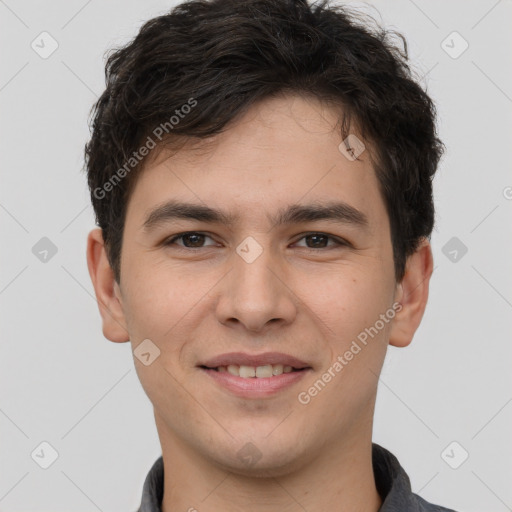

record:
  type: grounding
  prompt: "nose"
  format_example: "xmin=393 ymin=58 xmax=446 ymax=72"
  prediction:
xmin=214 ymin=240 xmax=297 ymax=334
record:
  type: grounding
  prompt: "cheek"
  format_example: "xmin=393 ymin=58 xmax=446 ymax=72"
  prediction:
xmin=120 ymin=253 xmax=219 ymax=364
xmin=305 ymin=266 xmax=393 ymax=333
xmin=120 ymin=256 xmax=188 ymax=340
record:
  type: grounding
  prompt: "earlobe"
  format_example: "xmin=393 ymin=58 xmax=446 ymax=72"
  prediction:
xmin=86 ymin=228 xmax=130 ymax=343
xmin=388 ymin=238 xmax=433 ymax=348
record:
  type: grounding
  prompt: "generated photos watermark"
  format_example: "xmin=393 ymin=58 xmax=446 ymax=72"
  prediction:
xmin=298 ymin=301 xmax=403 ymax=405
xmin=93 ymin=97 xmax=198 ymax=200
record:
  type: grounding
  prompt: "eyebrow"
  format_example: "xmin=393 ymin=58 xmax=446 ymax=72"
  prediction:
xmin=142 ymin=200 xmax=369 ymax=232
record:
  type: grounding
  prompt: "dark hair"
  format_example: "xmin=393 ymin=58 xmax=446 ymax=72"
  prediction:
xmin=84 ymin=0 xmax=444 ymax=284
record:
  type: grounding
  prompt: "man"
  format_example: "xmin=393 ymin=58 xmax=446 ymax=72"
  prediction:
xmin=84 ymin=0 xmax=456 ymax=510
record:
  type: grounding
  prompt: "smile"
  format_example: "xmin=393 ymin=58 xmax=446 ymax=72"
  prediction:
xmin=199 ymin=365 xmax=311 ymax=398
xmin=205 ymin=364 xmax=302 ymax=378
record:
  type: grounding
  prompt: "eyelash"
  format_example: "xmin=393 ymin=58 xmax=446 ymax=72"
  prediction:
xmin=163 ymin=231 xmax=350 ymax=251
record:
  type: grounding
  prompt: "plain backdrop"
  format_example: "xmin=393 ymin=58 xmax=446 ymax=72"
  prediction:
xmin=1 ymin=1 xmax=511 ymax=511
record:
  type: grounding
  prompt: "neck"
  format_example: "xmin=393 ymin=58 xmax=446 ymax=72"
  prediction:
xmin=156 ymin=414 xmax=382 ymax=512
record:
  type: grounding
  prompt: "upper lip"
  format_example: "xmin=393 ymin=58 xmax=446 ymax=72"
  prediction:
xmin=199 ymin=352 xmax=311 ymax=369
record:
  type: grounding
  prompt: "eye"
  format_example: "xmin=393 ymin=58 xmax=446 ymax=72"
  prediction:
xmin=292 ymin=232 xmax=349 ymax=250
xmin=164 ymin=232 xmax=217 ymax=249
xmin=162 ymin=231 xmax=350 ymax=251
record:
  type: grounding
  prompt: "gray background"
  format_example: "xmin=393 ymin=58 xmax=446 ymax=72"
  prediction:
xmin=1 ymin=0 xmax=511 ymax=510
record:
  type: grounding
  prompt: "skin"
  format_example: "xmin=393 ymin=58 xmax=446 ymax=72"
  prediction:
xmin=87 ymin=92 xmax=433 ymax=512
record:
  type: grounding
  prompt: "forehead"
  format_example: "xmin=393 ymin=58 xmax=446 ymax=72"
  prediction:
xmin=125 ymin=93 xmax=387 ymax=234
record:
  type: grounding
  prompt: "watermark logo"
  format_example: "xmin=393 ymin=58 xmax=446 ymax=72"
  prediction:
xmin=442 ymin=236 xmax=468 ymax=263
xmin=133 ymin=339 xmax=161 ymax=366
xmin=32 ymin=237 xmax=58 ymax=263
xmin=31 ymin=31 xmax=59 ymax=59
xmin=31 ymin=441 xmax=59 ymax=469
xmin=441 ymin=441 xmax=469 ymax=469
xmin=237 ymin=442 xmax=263 ymax=467
xmin=441 ymin=31 xmax=469 ymax=60
xmin=338 ymin=134 xmax=366 ymax=161
xmin=236 ymin=236 xmax=263 ymax=264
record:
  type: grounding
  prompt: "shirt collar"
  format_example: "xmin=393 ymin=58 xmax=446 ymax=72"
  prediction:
xmin=136 ymin=443 xmax=456 ymax=512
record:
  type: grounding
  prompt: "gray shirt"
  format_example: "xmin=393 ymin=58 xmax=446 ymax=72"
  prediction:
xmin=136 ymin=443 xmax=458 ymax=511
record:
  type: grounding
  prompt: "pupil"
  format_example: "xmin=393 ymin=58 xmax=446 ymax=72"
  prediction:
xmin=184 ymin=234 xmax=204 ymax=247
xmin=182 ymin=234 xmax=327 ymax=248
xmin=307 ymin=234 xmax=327 ymax=248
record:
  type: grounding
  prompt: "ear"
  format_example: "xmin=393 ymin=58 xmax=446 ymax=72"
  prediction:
xmin=388 ymin=237 xmax=434 ymax=348
xmin=86 ymin=228 xmax=130 ymax=343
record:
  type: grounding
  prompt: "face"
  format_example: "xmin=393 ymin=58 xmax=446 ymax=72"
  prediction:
xmin=88 ymin=93 xmax=430 ymax=476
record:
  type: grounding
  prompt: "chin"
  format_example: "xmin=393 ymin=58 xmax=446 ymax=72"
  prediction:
xmin=209 ymin=435 xmax=309 ymax=478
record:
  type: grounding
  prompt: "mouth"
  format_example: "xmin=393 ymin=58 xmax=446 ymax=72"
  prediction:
xmin=199 ymin=363 xmax=308 ymax=378
xmin=197 ymin=352 xmax=312 ymax=397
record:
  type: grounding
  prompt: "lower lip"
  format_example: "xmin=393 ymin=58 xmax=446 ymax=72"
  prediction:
xmin=200 ymin=368 xmax=310 ymax=398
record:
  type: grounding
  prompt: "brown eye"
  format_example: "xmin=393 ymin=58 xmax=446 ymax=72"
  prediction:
xmin=304 ymin=234 xmax=329 ymax=248
xmin=293 ymin=233 xmax=347 ymax=249
xmin=165 ymin=232 xmax=216 ymax=248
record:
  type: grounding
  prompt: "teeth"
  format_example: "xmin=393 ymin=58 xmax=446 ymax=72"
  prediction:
xmin=239 ymin=365 xmax=256 ymax=378
xmin=215 ymin=363 xmax=300 ymax=378
xmin=227 ymin=365 xmax=239 ymax=376
xmin=256 ymin=365 xmax=273 ymax=378
xmin=272 ymin=364 xmax=284 ymax=375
